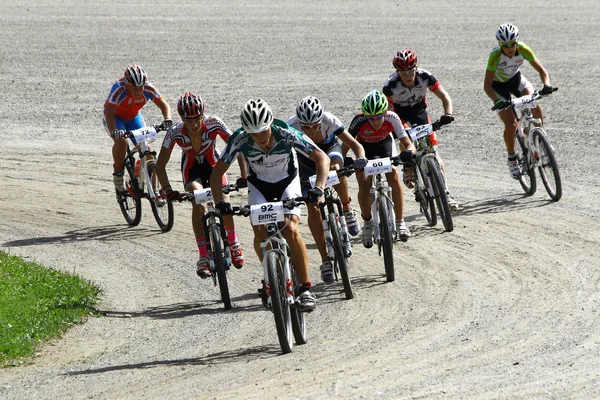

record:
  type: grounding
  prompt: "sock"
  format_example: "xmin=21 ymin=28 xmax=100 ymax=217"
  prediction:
xmin=226 ymin=228 xmax=238 ymax=245
xmin=508 ymin=152 xmax=517 ymax=161
xmin=196 ymin=237 xmax=208 ymax=258
xmin=362 ymin=215 xmax=372 ymax=222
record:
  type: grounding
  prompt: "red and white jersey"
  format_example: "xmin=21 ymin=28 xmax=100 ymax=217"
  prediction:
xmin=161 ymin=116 xmax=233 ymax=168
xmin=348 ymin=111 xmax=407 ymax=143
xmin=382 ymin=68 xmax=440 ymax=118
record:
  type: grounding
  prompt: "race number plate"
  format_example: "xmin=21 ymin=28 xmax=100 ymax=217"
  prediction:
xmin=193 ymin=188 xmax=213 ymax=204
xmin=364 ymin=157 xmax=393 ymax=176
xmin=130 ymin=126 xmax=158 ymax=143
xmin=512 ymin=96 xmax=537 ymax=111
xmin=309 ymin=170 xmax=340 ymax=188
xmin=407 ymin=124 xmax=433 ymax=141
xmin=250 ymin=202 xmax=285 ymax=225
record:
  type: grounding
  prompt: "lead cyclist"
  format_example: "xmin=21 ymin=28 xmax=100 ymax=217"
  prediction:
xmin=209 ymin=99 xmax=330 ymax=311
xmin=484 ymin=23 xmax=555 ymax=179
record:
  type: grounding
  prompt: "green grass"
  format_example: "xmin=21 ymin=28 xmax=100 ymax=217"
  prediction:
xmin=0 ymin=251 xmax=101 ymax=367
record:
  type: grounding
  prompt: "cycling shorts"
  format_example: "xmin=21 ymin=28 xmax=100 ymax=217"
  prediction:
xmin=248 ymin=174 xmax=302 ymax=218
xmin=184 ymin=159 xmax=228 ymax=188
xmin=492 ymin=72 xmax=533 ymax=101
xmin=361 ymin=134 xmax=397 ymax=161
xmin=397 ymin=109 xmax=438 ymax=146
xmin=103 ymin=113 xmax=144 ymax=137
xmin=299 ymin=141 xmax=343 ymax=194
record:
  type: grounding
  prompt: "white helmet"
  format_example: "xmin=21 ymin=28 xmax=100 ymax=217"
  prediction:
xmin=241 ymin=99 xmax=273 ymax=134
xmin=496 ymin=23 xmax=519 ymax=43
xmin=296 ymin=96 xmax=324 ymax=124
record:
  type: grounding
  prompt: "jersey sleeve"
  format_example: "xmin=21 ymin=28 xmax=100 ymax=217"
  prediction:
xmin=207 ymin=116 xmax=234 ymax=141
xmin=419 ymin=69 xmax=440 ymax=92
xmin=387 ymin=112 xmax=407 ymax=139
xmin=288 ymin=127 xmax=318 ymax=158
xmin=486 ymin=47 xmax=502 ymax=72
xmin=347 ymin=115 xmax=362 ymax=138
xmin=219 ymin=129 xmax=245 ymax=164
xmin=161 ymin=126 xmax=178 ymax=150
xmin=517 ymin=42 xmax=536 ymax=62
xmin=143 ymin=83 xmax=162 ymax=102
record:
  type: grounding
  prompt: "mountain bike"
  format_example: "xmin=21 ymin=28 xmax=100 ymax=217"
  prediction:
xmin=309 ymin=167 xmax=356 ymax=299
xmin=405 ymin=119 xmax=454 ymax=232
xmin=117 ymin=123 xmax=174 ymax=231
xmin=361 ymin=154 xmax=410 ymax=283
xmin=181 ymin=184 xmax=240 ymax=310
xmin=492 ymin=87 xmax=561 ymax=201
xmin=229 ymin=197 xmax=307 ymax=354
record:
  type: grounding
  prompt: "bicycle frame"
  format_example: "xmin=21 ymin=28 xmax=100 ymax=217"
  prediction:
xmin=409 ymin=125 xmax=448 ymax=199
xmin=370 ymin=171 xmax=396 ymax=244
xmin=125 ymin=126 xmax=160 ymax=200
xmin=260 ymin=224 xmax=295 ymax=307
xmin=512 ymin=94 xmax=545 ymax=170
xmin=319 ymin=187 xmax=352 ymax=259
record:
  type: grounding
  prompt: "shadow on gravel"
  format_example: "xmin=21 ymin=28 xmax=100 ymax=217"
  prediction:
xmin=2 ymin=225 xmax=163 ymax=247
xmin=66 ymin=344 xmax=278 ymax=376
xmin=310 ymin=273 xmax=388 ymax=305
xmin=458 ymin=194 xmax=555 ymax=216
xmin=99 ymin=294 xmax=269 ymax=319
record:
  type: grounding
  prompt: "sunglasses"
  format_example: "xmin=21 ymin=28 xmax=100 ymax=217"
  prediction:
xmin=399 ymin=68 xmax=416 ymax=76
xmin=500 ymin=41 xmax=518 ymax=48
xmin=300 ymin=122 xmax=321 ymax=130
xmin=366 ymin=114 xmax=385 ymax=121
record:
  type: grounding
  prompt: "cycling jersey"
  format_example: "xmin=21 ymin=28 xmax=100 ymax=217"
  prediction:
xmin=104 ymin=79 xmax=162 ymax=121
xmin=286 ymin=112 xmax=345 ymax=146
xmin=383 ymin=68 xmax=440 ymax=119
xmin=161 ymin=116 xmax=233 ymax=184
xmin=220 ymin=119 xmax=318 ymax=185
xmin=487 ymin=41 xmax=536 ymax=82
xmin=348 ymin=111 xmax=407 ymax=143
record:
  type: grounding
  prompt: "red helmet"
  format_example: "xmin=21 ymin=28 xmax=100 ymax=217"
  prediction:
xmin=393 ymin=49 xmax=418 ymax=71
xmin=177 ymin=92 xmax=205 ymax=119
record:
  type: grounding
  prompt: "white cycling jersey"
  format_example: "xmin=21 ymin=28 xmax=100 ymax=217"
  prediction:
xmin=286 ymin=111 xmax=345 ymax=145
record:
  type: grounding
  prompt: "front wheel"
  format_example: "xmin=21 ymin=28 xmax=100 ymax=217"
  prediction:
xmin=117 ymin=156 xmax=142 ymax=226
xmin=329 ymin=213 xmax=353 ymax=299
xmin=516 ymin=132 xmax=537 ymax=196
xmin=267 ymin=251 xmax=293 ymax=354
xmin=147 ymin=162 xmax=174 ymax=232
xmin=427 ymin=158 xmax=453 ymax=232
xmin=532 ymin=129 xmax=562 ymax=201
xmin=290 ymin=266 xmax=307 ymax=345
xmin=377 ymin=196 xmax=395 ymax=282
xmin=211 ymin=224 xmax=231 ymax=310
xmin=416 ymin=162 xmax=436 ymax=226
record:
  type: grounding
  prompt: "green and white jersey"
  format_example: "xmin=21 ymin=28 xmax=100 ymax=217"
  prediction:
xmin=486 ymin=41 xmax=536 ymax=82
xmin=220 ymin=119 xmax=319 ymax=184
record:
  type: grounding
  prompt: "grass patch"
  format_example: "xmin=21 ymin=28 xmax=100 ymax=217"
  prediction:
xmin=0 ymin=251 xmax=101 ymax=367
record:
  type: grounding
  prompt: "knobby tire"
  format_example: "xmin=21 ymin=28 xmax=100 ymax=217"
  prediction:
xmin=147 ymin=162 xmax=174 ymax=232
xmin=290 ymin=266 xmax=307 ymax=345
xmin=532 ymin=129 xmax=562 ymax=201
xmin=210 ymin=224 xmax=231 ymax=310
xmin=329 ymin=213 xmax=353 ymax=299
xmin=267 ymin=251 xmax=293 ymax=353
xmin=516 ymin=132 xmax=537 ymax=196
xmin=118 ymin=156 xmax=142 ymax=226
xmin=377 ymin=196 xmax=395 ymax=282
xmin=427 ymin=158 xmax=454 ymax=232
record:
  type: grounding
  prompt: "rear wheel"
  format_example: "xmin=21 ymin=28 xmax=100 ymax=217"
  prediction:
xmin=211 ymin=224 xmax=231 ymax=310
xmin=267 ymin=251 xmax=293 ymax=354
xmin=377 ymin=196 xmax=395 ymax=282
xmin=416 ymin=162 xmax=436 ymax=226
xmin=147 ymin=163 xmax=174 ymax=232
xmin=329 ymin=213 xmax=353 ymax=299
xmin=427 ymin=158 xmax=453 ymax=232
xmin=515 ymin=132 xmax=537 ymax=196
xmin=290 ymin=266 xmax=307 ymax=345
xmin=532 ymin=129 xmax=562 ymax=201
xmin=117 ymin=156 xmax=142 ymax=226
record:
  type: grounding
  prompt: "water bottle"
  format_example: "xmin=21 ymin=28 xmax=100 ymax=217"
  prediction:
xmin=134 ymin=159 xmax=141 ymax=177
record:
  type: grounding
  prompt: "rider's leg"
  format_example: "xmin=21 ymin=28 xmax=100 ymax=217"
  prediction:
xmin=385 ymin=169 xmax=404 ymax=220
xmin=112 ymin=138 xmax=128 ymax=171
xmin=251 ymin=225 xmax=268 ymax=262
xmin=306 ymin=202 xmax=328 ymax=262
xmin=356 ymin=171 xmax=373 ymax=220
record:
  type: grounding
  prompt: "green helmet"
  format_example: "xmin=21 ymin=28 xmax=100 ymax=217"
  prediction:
xmin=361 ymin=90 xmax=389 ymax=116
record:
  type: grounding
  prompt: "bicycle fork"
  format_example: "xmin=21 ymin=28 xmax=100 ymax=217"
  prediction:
xmin=261 ymin=236 xmax=294 ymax=308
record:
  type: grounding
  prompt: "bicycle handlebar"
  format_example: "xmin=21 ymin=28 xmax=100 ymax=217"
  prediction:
xmin=491 ymin=87 xmax=558 ymax=111
xmin=179 ymin=184 xmax=240 ymax=202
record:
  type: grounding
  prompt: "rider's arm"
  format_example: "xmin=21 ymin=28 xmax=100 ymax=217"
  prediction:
xmin=399 ymin=136 xmax=415 ymax=153
xmin=483 ymin=69 xmax=499 ymax=102
xmin=237 ymin=154 xmax=248 ymax=178
xmin=104 ymin=103 xmax=118 ymax=133
xmin=209 ymin=160 xmax=231 ymax=203
xmin=530 ymin=58 xmax=550 ymax=86
xmin=432 ymin=85 xmax=453 ymax=115
xmin=154 ymin=146 xmax=173 ymax=190
xmin=338 ymin=131 xmax=365 ymax=159
xmin=155 ymin=97 xmax=172 ymax=120
xmin=308 ymin=148 xmax=330 ymax=190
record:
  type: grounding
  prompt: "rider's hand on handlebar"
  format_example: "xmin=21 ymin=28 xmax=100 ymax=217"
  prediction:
xmin=399 ymin=150 xmax=415 ymax=163
xmin=305 ymin=187 xmax=324 ymax=203
xmin=440 ymin=114 xmax=455 ymax=126
xmin=493 ymin=98 xmax=512 ymax=111
xmin=235 ymin=176 xmax=248 ymax=188
xmin=111 ymin=129 xmax=125 ymax=139
xmin=166 ymin=189 xmax=181 ymax=201
xmin=161 ymin=119 xmax=173 ymax=130
xmin=215 ymin=200 xmax=233 ymax=215
xmin=353 ymin=157 xmax=368 ymax=169
xmin=539 ymin=85 xmax=557 ymax=96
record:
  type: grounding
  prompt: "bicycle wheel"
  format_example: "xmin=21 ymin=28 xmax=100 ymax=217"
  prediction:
xmin=377 ymin=196 xmax=395 ymax=282
xmin=211 ymin=224 xmax=231 ymax=310
xmin=329 ymin=213 xmax=353 ymax=299
xmin=427 ymin=158 xmax=453 ymax=232
xmin=147 ymin=163 xmax=174 ymax=232
xmin=515 ymin=132 xmax=537 ymax=196
xmin=532 ymin=129 xmax=562 ymax=201
xmin=290 ymin=266 xmax=307 ymax=345
xmin=267 ymin=251 xmax=293 ymax=353
xmin=416 ymin=162 xmax=436 ymax=226
xmin=117 ymin=156 xmax=142 ymax=226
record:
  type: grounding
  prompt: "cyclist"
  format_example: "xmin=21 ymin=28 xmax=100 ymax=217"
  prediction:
xmin=345 ymin=90 xmax=416 ymax=247
xmin=287 ymin=96 xmax=367 ymax=284
xmin=209 ymin=98 xmax=330 ymax=311
xmin=103 ymin=65 xmax=172 ymax=193
xmin=154 ymin=92 xmax=247 ymax=278
xmin=484 ymin=23 xmax=554 ymax=179
xmin=383 ymin=49 xmax=458 ymax=211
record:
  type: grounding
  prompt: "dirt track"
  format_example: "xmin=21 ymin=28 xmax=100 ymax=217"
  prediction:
xmin=1 ymin=1 xmax=600 ymax=399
